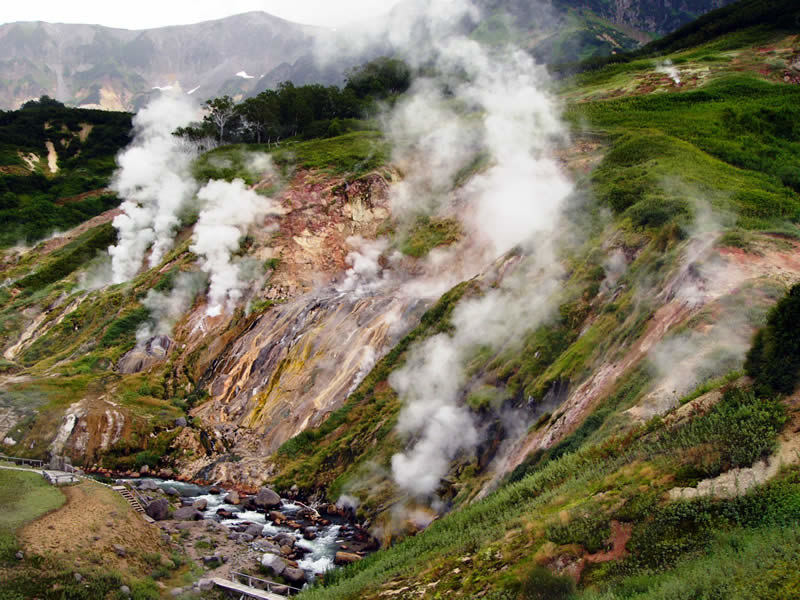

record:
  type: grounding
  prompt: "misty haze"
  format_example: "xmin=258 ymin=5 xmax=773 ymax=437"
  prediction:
xmin=1 ymin=1 xmax=800 ymax=599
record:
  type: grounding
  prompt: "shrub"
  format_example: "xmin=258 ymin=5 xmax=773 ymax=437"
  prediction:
xmin=667 ymin=387 xmax=786 ymax=479
xmin=745 ymin=283 xmax=800 ymax=397
xmin=519 ymin=566 xmax=575 ymax=600
xmin=100 ymin=306 xmax=150 ymax=348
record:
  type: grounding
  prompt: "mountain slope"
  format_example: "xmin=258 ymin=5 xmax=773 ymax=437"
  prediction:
xmin=0 ymin=13 xmax=326 ymax=110
xmin=0 ymin=1 xmax=740 ymax=111
xmin=1 ymin=2 xmax=800 ymax=599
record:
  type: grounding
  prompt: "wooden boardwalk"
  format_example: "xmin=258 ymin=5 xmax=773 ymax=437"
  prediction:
xmin=212 ymin=571 xmax=301 ymax=598
xmin=211 ymin=577 xmax=286 ymax=599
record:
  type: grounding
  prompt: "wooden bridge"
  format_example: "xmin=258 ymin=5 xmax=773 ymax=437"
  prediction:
xmin=211 ymin=571 xmax=302 ymax=598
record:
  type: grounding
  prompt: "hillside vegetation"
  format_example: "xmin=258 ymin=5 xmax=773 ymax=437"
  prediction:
xmin=0 ymin=97 xmax=130 ymax=245
xmin=0 ymin=2 xmax=799 ymax=599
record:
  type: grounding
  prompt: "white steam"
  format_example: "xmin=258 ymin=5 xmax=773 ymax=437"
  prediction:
xmin=106 ymin=90 xmax=282 ymax=317
xmin=191 ymin=178 xmax=281 ymax=316
xmin=108 ymin=91 xmax=201 ymax=283
xmin=384 ymin=1 xmax=574 ymax=498
xmin=656 ymin=60 xmax=681 ymax=85
xmin=136 ymin=272 xmax=206 ymax=342
xmin=336 ymin=236 xmax=390 ymax=295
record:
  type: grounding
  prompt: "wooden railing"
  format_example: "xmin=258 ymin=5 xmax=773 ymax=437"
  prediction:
xmin=0 ymin=454 xmax=45 ymax=468
xmin=230 ymin=571 xmax=303 ymax=596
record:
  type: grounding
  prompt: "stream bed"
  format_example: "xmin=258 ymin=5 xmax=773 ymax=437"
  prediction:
xmin=122 ymin=478 xmax=373 ymax=582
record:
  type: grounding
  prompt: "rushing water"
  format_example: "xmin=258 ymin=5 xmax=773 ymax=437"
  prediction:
xmin=126 ymin=478 xmax=344 ymax=579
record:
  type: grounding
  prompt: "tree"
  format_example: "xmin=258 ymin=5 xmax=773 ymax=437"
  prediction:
xmin=236 ymin=94 xmax=278 ymax=144
xmin=203 ymin=95 xmax=236 ymax=143
xmin=345 ymin=57 xmax=412 ymax=99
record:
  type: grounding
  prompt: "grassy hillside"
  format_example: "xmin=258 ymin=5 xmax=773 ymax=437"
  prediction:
xmin=276 ymin=12 xmax=800 ymax=600
xmin=0 ymin=97 xmax=130 ymax=246
xmin=1 ymin=4 xmax=799 ymax=598
xmin=0 ymin=468 xmax=64 ymax=561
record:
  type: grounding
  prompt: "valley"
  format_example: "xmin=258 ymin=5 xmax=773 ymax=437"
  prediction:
xmin=1 ymin=0 xmax=800 ymax=598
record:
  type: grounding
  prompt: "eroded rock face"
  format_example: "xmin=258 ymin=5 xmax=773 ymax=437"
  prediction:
xmin=177 ymin=169 xmax=434 ymax=484
xmin=47 ymin=397 xmax=130 ymax=463
xmin=117 ymin=336 xmax=174 ymax=374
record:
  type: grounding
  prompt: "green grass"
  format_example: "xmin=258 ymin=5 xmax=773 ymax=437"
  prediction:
xmin=0 ymin=469 xmax=65 ymax=562
xmin=399 ymin=216 xmax=462 ymax=258
xmin=583 ymin=524 xmax=800 ymax=600
xmin=297 ymin=363 xmax=795 ymax=599
xmin=15 ymin=222 xmax=117 ymax=292
xmin=193 ymin=130 xmax=389 ymax=183
xmin=272 ymin=131 xmax=389 ymax=176
xmin=568 ymin=76 xmax=800 ymax=232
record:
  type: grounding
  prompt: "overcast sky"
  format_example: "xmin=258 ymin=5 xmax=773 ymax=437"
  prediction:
xmin=1 ymin=0 xmax=404 ymax=29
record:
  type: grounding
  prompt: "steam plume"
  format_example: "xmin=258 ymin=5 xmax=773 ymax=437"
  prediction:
xmin=136 ymin=271 xmax=206 ymax=342
xmin=191 ymin=178 xmax=281 ymax=316
xmin=108 ymin=91 xmax=201 ymax=283
xmin=382 ymin=1 xmax=574 ymax=498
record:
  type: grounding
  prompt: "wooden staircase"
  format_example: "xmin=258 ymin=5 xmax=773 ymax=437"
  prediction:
xmin=113 ymin=485 xmax=154 ymax=523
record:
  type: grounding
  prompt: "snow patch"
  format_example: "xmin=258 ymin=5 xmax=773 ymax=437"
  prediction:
xmin=236 ymin=71 xmax=255 ymax=79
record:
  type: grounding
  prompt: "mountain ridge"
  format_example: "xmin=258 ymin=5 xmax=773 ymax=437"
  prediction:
xmin=0 ymin=1 xmax=737 ymax=111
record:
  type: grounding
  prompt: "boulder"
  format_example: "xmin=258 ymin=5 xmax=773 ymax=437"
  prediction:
xmin=224 ymin=491 xmax=240 ymax=505
xmin=196 ymin=579 xmax=213 ymax=591
xmin=139 ymin=465 xmax=149 ymax=475
xmin=138 ymin=480 xmax=158 ymax=491
xmin=209 ymin=487 xmax=221 ymax=494
xmin=164 ymin=487 xmax=180 ymax=497
xmin=193 ymin=498 xmax=208 ymax=511
xmin=335 ymin=552 xmax=363 ymax=566
xmin=303 ymin=527 xmax=317 ymax=541
xmin=253 ymin=487 xmax=281 ymax=509
xmin=145 ymin=498 xmax=170 ymax=521
xmin=269 ymin=510 xmax=285 ymax=523
xmin=244 ymin=523 xmax=263 ymax=537
xmin=283 ymin=566 xmax=306 ymax=586
xmin=256 ymin=540 xmax=281 ymax=554
xmin=113 ymin=544 xmax=127 ymax=557
xmin=239 ymin=533 xmax=255 ymax=543
xmin=261 ymin=553 xmax=286 ymax=577
xmin=173 ymin=506 xmax=202 ymax=521
xmin=120 ymin=585 xmax=131 ymax=596
xmin=202 ymin=555 xmax=222 ymax=567
xmin=216 ymin=508 xmax=235 ymax=519
xmin=15 ymin=551 xmax=23 ymax=560
xmin=274 ymin=532 xmax=295 ymax=548
xmin=175 ymin=417 xmax=187 ymax=428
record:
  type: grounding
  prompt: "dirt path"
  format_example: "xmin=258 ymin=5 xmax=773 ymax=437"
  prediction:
xmin=20 ymin=481 xmax=168 ymax=572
